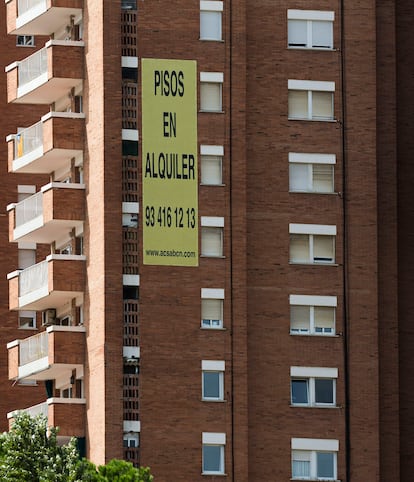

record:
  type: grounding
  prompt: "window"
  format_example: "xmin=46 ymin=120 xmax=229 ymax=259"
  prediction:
xmin=291 ymin=438 xmax=338 ymax=480
xmin=201 ymin=217 xmax=224 ymax=257
xmin=122 ymin=0 xmax=137 ymax=9
xmin=200 ymin=1 xmax=223 ymax=41
xmin=123 ymin=433 xmax=140 ymax=447
xmin=19 ymin=310 xmax=36 ymax=329
xmin=202 ymin=360 xmax=225 ymax=401
xmin=201 ymin=288 xmax=224 ymax=328
xmin=290 ymin=295 xmax=336 ymax=335
xmin=288 ymin=10 xmax=334 ymax=49
xmin=290 ymin=366 xmax=337 ymax=407
xmin=16 ymin=35 xmax=34 ymax=47
xmin=289 ymin=224 xmax=336 ymax=264
xmin=288 ymin=80 xmax=335 ymax=121
xmin=202 ymin=433 xmax=225 ymax=475
xmin=289 ymin=153 xmax=335 ymax=193
xmin=200 ymin=72 xmax=223 ymax=112
xmin=122 ymin=140 xmax=138 ymax=156
xmin=200 ymin=145 xmax=223 ymax=185
xmin=122 ymin=67 xmax=138 ymax=82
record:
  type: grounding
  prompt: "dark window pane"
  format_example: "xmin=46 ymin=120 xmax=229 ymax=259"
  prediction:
xmin=122 ymin=68 xmax=138 ymax=82
xmin=291 ymin=379 xmax=308 ymax=404
xmin=203 ymin=445 xmax=222 ymax=472
xmin=317 ymin=452 xmax=334 ymax=478
xmin=203 ymin=372 xmax=220 ymax=398
xmin=315 ymin=379 xmax=334 ymax=404
xmin=123 ymin=285 xmax=139 ymax=300
xmin=123 ymin=140 xmax=138 ymax=156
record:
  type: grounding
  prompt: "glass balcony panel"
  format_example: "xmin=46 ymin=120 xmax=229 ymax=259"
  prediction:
xmin=19 ymin=260 xmax=48 ymax=297
xmin=19 ymin=331 xmax=48 ymax=366
xmin=14 ymin=121 xmax=43 ymax=159
xmin=15 ymin=191 xmax=43 ymax=227
xmin=18 ymin=0 xmax=46 ymax=17
xmin=18 ymin=47 xmax=48 ymax=88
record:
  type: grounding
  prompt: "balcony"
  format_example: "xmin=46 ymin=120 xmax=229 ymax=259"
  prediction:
xmin=6 ymin=39 xmax=84 ymax=104
xmin=8 ymin=397 xmax=86 ymax=438
xmin=6 ymin=0 xmax=82 ymax=36
xmin=8 ymin=182 xmax=85 ymax=245
xmin=8 ymin=254 xmax=85 ymax=311
xmin=7 ymin=112 xmax=84 ymax=174
xmin=7 ymin=325 xmax=85 ymax=381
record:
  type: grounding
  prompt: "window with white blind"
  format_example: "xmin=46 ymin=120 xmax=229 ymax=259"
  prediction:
xmin=288 ymin=80 xmax=335 ymax=121
xmin=200 ymin=1 xmax=223 ymax=41
xmin=289 ymin=153 xmax=335 ymax=193
xmin=201 ymin=217 xmax=224 ymax=257
xmin=202 ymin=360 xmax=225 ymax=401
xmin=202 ymin=433 xmax=226 ymax=475
xmin=291 ymin=438 xmax=338 ymax=481
xmin=200 ymin=73 xmax=223 ymax=112
xmin=201 ymin=145 xmax=223 ymax=185
xmin=290 ymin=295 xmax=336 ymax=335
xmin=288 ymin=10 xmax=334 ymax=49
xmin=201 ymin=228 xmax=223 ymax=256
xmin=290 ymin=366 xmax=337 ymax=407
xmin=289 ymin=224 xmax=336 ymax=264
xmin=201 ymin=288 xmax=224 ymax=328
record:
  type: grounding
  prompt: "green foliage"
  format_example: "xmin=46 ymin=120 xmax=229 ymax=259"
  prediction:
xmin=0 ymin=413 xmax=153 ymax=482
xmin=0 ymin=412 xmax=81 ymax=482
xmin=98 ymin=459 xmax=153 ymax=482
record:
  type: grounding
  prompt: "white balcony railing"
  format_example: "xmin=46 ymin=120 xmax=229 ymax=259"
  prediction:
xmin=14 ymin=121 xmax=43 ymax=159
xmin=19 ymin=331 xmax=48 ymax=366
xmin=22 ymin=401 xmax=48 ymax=418
xmin=18 ymin=47 xmax=47 ymax=88
xmin=17 ymin=0 xmax=46 ymax=18
xmin=15 ymin=191 xmax=43 ymax=228
xmin=19 ymin=260 xmax=48 ymax=297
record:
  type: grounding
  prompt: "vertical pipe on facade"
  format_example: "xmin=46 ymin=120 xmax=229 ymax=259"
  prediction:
xmin=339 ymin=0 xmax=351 ymax=480
xmin=229 ymin=0 xmax=235 ymax=480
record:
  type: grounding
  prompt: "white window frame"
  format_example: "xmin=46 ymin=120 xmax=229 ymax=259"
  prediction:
xmin=202 ymin=432 xmax=226 ymax=475
xmin=287 ymin=10 xmax=334 ymax=50
xmin=18 ymin=310 xmax=36 ymax=329
xmin=200 ymin=145 xmax=224 ymax=185
xmin=288 ymin=80 xmax=335 ymax=121
xmin=200 ymin=1 xmax=223 ymax=41
xmin=16 ymin=35 xmax=35 ymax=47
xmin=290 ymin=294 xmax=336 ymax=335
xmin=289 ymin=152 xmax=336 ymax=193
xmin=202 ymin=360 xmax=225 ymax=401
xmin=201 ymin=217 xmax=224 ymax=257
xmin=289 ymin=224 xmax=336 ymax=265
xmin=123 ymin=432 xmax=140 ymax=448
xmin=290 ymin=366 xmax=337 ymax=407
xmin=200 ymin=72 xmax=223 ymax=112
xmin=201 ymin=288 xmax=224 ymax=329
xmin=291 ymin=438 xmax=338 ymax=481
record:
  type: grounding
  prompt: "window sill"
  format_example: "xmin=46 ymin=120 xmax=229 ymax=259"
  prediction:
xmin=290 ymin=404 xmax=340 ymax=409
xmin=289 ymin=190 xmax=337 ymax=195
xmin=287 ymin=46 xmax=336 ymax=52
xmin=200 ymin=183 xmax=226 ymax=187
xmin=291 ymin=479 xmax=340 ymax=482
xmin=199 ymin=110 xmax=225 ymax=114
xmin=200 ymin=255 xmax=226 ymax=259
xmin=202 ymin=473 xmax=227 ymax=477
xmin=199 ymin=38 xmax=225 ymax=43
xmin=289 ymin=262 xmax=339 ymax=267
xmin=202 ymin=399 xmax=227 ymax=403
xmin=290 ymin=333 xmax=339 ymax=337
xmin=201 ymin=327 xmax=226 ymax=331
xmin=18 ymin=326 xmax=38 ymax=331
xmin=288 ymin=117 xmax=337 ymax=123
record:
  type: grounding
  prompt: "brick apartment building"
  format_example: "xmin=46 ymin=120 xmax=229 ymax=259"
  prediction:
xmin=0 ymin=0 xmax=412 ymax=481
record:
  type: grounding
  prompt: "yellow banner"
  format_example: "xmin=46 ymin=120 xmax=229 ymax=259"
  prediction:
xmin=141 ymin=59 xmax=198 ymax=266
